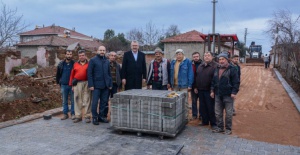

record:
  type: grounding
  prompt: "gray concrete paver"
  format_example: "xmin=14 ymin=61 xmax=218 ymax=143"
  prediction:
xmin=0 ymin=117 xmax=299 ymax=155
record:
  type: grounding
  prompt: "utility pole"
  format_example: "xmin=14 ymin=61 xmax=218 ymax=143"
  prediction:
xmin=244 ymin=28 xmax=248 ymax=45
xmin=243 ymin=28 xmax=248 ymax=63
xmin=273 ymin=26 xmax=279 ymax=68
xmin=212 ymin=0 xmax=217 ymax=54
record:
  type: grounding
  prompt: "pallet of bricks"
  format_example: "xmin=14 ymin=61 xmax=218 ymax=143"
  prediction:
xmin=110 ymin=89 xmax=188 ymax=138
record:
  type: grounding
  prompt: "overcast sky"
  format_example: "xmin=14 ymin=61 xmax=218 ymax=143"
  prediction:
xmin=2 ymin=0 xmax=300 ymax=53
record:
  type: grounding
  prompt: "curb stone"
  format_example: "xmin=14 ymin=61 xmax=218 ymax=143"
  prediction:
xmin=0 ymin=107 xmax=62 ymax=129
xmin=274 ymin=68 xmax=300 ymax=113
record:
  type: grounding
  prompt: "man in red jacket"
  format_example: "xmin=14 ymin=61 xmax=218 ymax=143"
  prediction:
xmin=69 ymin=50 xmax=91 ymax=123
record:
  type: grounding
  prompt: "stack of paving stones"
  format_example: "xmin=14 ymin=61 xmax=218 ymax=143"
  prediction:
xmin=110 ymin=89 xmax=187 ymax=137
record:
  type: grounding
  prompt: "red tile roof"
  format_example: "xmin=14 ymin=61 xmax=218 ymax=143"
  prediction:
xmin=17 ymin=36 xmax=102 ymax=51
xmin=161 ymin=30 xmax=205 ymax=43
xmin=200 ymin=34 xmax=239 ymax=42
xmin=19 ymin=25 xmax=92 ymax=39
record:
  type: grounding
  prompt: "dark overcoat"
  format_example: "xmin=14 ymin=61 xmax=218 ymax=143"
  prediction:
xmin=121 ymin=51 xmax=147 ymax=90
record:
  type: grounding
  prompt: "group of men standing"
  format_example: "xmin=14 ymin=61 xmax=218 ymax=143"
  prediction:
xmin=56 ymin=40 xmax=240 ymax=135
xmin=55 ymin=41 xmax=146 ymax=125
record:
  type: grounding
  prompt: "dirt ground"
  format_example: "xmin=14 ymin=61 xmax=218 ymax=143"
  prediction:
xmin=0 ymin=67 xmax=61 ymax=122
xmin=188 ymin=65 xmax=300 ymax=147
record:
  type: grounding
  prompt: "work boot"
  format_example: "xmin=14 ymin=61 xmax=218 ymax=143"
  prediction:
xmin=61 ymin=114 xmax=69 ymax=120
xmin=71 ymin=114 xmax=76 ymax=120
xmin=73 ymin=118 xmax=82 ymax=123
xmin=212 ymin=128 xmax=224 ymax=133
xmin=85 ymin=118 xmax=91 ymax=123
xmin=98 ymin=117 xmax=109 ymax=123
xmin=223 ymin=130 xmax=232 ymax=135
xmin=92 ymin=118 xmax=99 ymax=125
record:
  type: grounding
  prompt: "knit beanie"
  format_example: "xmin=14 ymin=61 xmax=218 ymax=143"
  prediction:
xmin=175 ymin=49 xmax=184 ymax=54
xmin=218 ymin=52 xmax=229 ymax=60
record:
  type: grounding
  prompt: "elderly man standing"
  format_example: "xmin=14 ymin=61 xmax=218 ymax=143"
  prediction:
xmin=56 ymin=50 xmax=75 ymax=120
xmin=210 ymin=52 xmax=240 ymax=135
xmin=170 ymin=49 xmax=193 ymax=91
xmin=122 ymin=40 xmax=147 ymax=90
xmin=170 ymin=49 xmax=193 ymax=120
xmin=108 ymin=51 xmax=122 ymax=98
xmin=88 ymin=46 xmax=112 ymax=125
xmin=69 ymin=50 xmax=91 ymax=123
xmin=147 ymin=47 xmax=170 ymax=90
xmin=194 ymin=52 xmax=218 ymax=129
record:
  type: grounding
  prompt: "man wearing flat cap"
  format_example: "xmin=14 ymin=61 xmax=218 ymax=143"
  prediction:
xmin=147 ymin=47 xmax=171 ymax=90
xmin=210 ymin=52 xmax=240 ymax=135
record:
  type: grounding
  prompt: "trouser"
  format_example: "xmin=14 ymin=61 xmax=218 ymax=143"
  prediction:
xmin=152 ymin=81 xmax=168 ymax=90
xmin=191 ymin=88 xmax=200 ymax=117
xmin=91 ymin=88 xmax=109 ymax=119
xmin=60 ymin=84 xmax=74 ymax=115
xmin=198 ymin=90 xmax=216 ymax=126
xmin=109 ymin=83 xmax=118 ymax=98
xmin=264 ymin=62 xmax=269 ymax=68
xmin=73 ymin=81 xmax=91 ymax=119
xmin=215 ymin=95 xmax=234 ymax=130
xmin=173 ymin=85 xmax=189 ymax=119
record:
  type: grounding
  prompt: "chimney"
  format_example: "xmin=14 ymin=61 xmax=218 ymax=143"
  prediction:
xmin=64 ymin=30 xmax=71 ymax=38
xmin=72 ymin=27 xmax=75 ymax=31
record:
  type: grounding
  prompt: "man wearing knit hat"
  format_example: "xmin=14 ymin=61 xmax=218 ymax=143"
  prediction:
xmin=170 ymin=49 xmax=193 ymax=91
xmin=210 ymin=52 xmax=240 ymax=135
xmin=170 ymin=49 xmax=193 ymax=120
xmin=147 ymin=47 xmax=171 ymax=90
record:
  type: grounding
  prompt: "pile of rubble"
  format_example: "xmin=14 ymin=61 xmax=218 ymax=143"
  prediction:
xmin=0 ymin=66 xmax=62 ymax=122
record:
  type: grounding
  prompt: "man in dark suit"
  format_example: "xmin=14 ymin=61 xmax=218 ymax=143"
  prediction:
xmin=88 ymin=45 xmax=112 ymax=125
xmin=121 ymin=40 xmax=147 ymax=90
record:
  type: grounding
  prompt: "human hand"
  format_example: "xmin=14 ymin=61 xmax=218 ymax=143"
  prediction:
xmin=231 ymin=94 xmax=236 ymax=99
xmin=122 ymin=79 xmax=126 ymax=85
xmin=194 ymin=88 xmax=198 ymax=94
xmin=210 ymin=92 xmax=214 ymax=98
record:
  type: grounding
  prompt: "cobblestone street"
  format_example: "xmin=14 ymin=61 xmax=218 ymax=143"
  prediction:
xmin=1 ymin=116 xmax=299 ymax=155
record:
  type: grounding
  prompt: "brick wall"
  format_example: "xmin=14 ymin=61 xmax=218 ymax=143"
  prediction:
xmin=0 ymin=54 xmax=5 ymax=74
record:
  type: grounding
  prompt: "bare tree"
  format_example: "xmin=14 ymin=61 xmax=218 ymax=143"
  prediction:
xmin=165 ymin=24 xmax=180 ymax=38
xmin=143 ymin=21 xmax=160 ymax=50
xmin=0 ymin=2 xmax=28 ymax=47
xmin=267 ymin=9 xmax=300 ymax=83
xmin=126 ymin=28 xmax=144 ymax=45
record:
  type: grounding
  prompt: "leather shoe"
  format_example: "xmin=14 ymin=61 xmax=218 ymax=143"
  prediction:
xmin=199 ymin=123 xmax=209 ymax=126
xmin=92 ymin=118 xmax=99 ymax=125
xmin=73 ymin=118 xmax=82 ymax=123
xmin=61 ymin=114 xmax=69 ymax=120
xmin=98 ymin=117 xmax=109 ymax=123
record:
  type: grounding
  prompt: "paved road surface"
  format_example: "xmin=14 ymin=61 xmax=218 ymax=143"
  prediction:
xmin=0 ymin=116 xmax=299 ymax=155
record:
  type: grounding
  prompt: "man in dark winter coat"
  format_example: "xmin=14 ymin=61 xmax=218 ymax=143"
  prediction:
xmin=56 ymin=50 xmax=75 ymax=120
xmin=191 ymin=52 xmax=202 ymax=120
xmin=210 ymin=52 xmax=240 ymax=135
xmin=194 ymin=51 xmax=218 ymax=129
xmin=88 ymin=46 xmax=112 ymax=125
xmin=121 ymin=40 xmax=147 ymax=90
xmin=230 ymin=54 xmax=241 ymax=116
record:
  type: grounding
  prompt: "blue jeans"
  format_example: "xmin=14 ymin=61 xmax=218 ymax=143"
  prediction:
xmin=191 ymin=88 xmax=200 ymax=117
xmin=198 ymin=90 xmax=216 ymax=126
xmin=60 ymin=84 xmax=74 ymax=115
xmin=215 ymin=95 xmax=233 ymax=130
xmin=91 ymin=88 xmax=109 ymax=119
xmin=109 ymin=83 xmax=118 ymax=98
xmin=152 ymin=81 xmax=168 ymax=90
